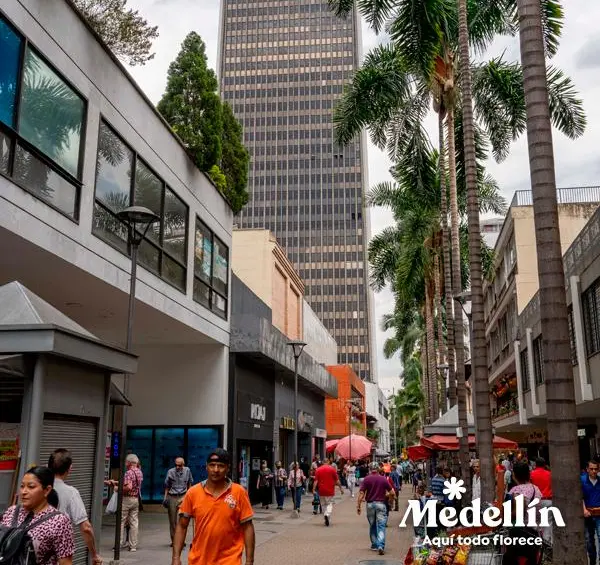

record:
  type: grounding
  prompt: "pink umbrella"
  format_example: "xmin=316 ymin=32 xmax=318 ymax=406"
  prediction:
xmin=334 ymin=434 xmax=372 ymax=460
xmin=325 ymin=439 xmax=339 ymax=453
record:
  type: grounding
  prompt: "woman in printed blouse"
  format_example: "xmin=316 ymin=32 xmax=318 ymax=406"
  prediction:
xmin=1 ymin=466 xmax=74 ymax=565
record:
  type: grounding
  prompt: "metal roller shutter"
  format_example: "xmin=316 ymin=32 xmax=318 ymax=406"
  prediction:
xmin=40 ymin=417 xmax=98 ymax=565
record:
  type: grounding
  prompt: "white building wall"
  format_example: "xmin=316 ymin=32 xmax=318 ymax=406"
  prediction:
xmin=303 ymin=300 xmax=338 ymax=365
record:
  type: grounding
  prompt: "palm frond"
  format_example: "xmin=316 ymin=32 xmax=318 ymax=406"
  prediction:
xmin=547 ymin=66 xmax=586 ymax=139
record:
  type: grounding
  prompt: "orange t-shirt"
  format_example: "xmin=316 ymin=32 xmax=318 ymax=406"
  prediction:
xmin=179 ymin=480 xmax=253 ymax=565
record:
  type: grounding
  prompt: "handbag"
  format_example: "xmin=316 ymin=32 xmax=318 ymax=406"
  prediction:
xmin=106 ymin=492 xmax=118 ymax=514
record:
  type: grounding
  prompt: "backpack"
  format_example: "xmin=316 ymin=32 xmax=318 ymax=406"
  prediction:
xmin=0 ymin=506 xmax=59 ymax=565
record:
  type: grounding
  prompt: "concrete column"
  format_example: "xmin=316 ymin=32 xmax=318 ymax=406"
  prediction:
xmin=525 ymin=329 xmax=540 ymax=416
xmin=570 ymin=275 xmax=593 ymax=402
xmin=25 ymin=355 xmax=46 ymax=468
xmin=513 ymin=340 xmax=528 ymax=425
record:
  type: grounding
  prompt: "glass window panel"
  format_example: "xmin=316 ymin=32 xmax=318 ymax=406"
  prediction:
xmin=92 ymin=202 xmax=128 ymax=253
xmin=0 ymin=130 xmax=10 ymax=174
xmin=193 ymin=279 xmax=211 ymax=309
xmin=187 ymin=428 xmax=220 ymax=483
xmin=152 ymin=428 xmax=185 ymax=500
xmin=13 ymin=144 xmax=77 ymax=217
xmin=194 ymin=221 xmax=212 ymax=284
xmin=163 ymin=187 xmax=187 ymax=261
xmin=134 ymin=160 xmax=162 ymax=242
xmin=95 ymin=122 xmax=133 ymax=213
xmin=126 ymin=428 xmax=153 ymax=501
xmin=0 ymin=18 xmax=22 ymax=127
xmin=212 ymin=237 xmax=229 ymax=296
xmin=18 ymin=48 xmax=84 ymax=178
xmin=212 ymin=292 xmax=227 ymax=319
xmin=162 ymin=254 xmax=186 ymax=291
xmin=138 ymin=238 xmax=160 ymax=274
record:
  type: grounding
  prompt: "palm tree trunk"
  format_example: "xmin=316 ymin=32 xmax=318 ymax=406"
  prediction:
xmin=457 ymin=0 xmax=495 ymax=505
xmin=426 ymin=280 xmax=439 ymax=422
xmin=439 ymin=111 xmax=456 ymax=410
xmin=446 ymin=107 xmax=471 ymax=491
xmin=517 ymin=0 xmax=586 ymax=561
xmin=420 ymin=340 xmax=430 ymax=425
xmin=435 ymin=253 xmax=448 ymax=414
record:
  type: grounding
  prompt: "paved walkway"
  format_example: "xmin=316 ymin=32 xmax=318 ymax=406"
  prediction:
xmin=100 ymin=488 xmax=414 ymax=564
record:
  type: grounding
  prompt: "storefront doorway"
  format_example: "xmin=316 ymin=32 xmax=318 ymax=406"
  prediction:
xmin=237 ymin=439 xmax=273 ymax=505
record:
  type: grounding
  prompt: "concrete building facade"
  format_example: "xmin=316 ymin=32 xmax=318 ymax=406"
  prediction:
xmin=483 ymin=188 xmax=600 ymax=454
xmin=218 ymin=0 xmax=375 ymax=382
xmin=1 ymin=0 xmax=234 ymax=511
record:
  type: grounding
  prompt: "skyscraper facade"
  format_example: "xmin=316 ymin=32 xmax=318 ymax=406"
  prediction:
xmin=218 ymin=0 xmax=375 ymax=381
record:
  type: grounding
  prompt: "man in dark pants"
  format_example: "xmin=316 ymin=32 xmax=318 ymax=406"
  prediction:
xmin=583 ymin=460 xmax=600 ymax=565
xmin=390 ymin=464 xmax=402 ymax=511
xmin=163 ymin=457 xmax=194 ymax=547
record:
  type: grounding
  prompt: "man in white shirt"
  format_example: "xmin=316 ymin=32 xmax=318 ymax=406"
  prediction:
xmin=471 ymin=459 xmax=481 ymax=501
xmin=48 ymin=448 xmax=102 ymax=564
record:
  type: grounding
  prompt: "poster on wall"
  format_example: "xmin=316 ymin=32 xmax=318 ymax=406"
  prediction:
xmin=0 ymin=424 xmax=19 ymax=471
xmin=252 ymin=458 xmax=261 ymax=471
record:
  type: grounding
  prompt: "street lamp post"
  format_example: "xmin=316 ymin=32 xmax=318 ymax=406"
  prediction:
xmin=287 ymin=339 xmax=306 ymax=518
xmin=112 ymin=206 xmax=159 ymax=564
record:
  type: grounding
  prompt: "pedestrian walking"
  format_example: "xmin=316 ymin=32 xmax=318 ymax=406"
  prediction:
xmin=163 ymin=457 xmax=194 ymax=547
xmin=582 ymin=460 xmax=600 ymax=565
xmin=257 ymin=461 xmax=273 ymax=509
xmin=106 ymin=453 xmax=143 ymax=552
xmin=356 ymin=462 xmax=395 ymax=556
xmin=287 ymin=462 xmax=306 ymax=512
xmin=47 ymin=448 xmax=103 ymax=564
xmin=274 ymin=461 xmax=287 ymax=510
xmin=530 ymin=457 xmax=553 ymax=545
xmin=470 ymin=460 xmax=481 ymax=501
xmin=171 ymin=449 xmax=254 ymax=565
xmin=390 ymin=463 xmax=402 ymax=511
xmin=347 ymin=460 xmax=357 ymax=497
xmin=0 ymin=466 xmax=74 ymax=565
xmin=314 ymin=457 xmax=344 ymax=526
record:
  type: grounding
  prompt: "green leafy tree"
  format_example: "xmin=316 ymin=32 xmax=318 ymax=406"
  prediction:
xmin=72 ymin=0 xmax=158 ymax=66
xmin=221 ymin=102 xmax=249 ymax=212
xmin=158 ymin=32 xmax=223 ymax=172
xmin=208 ymin=165 xmax=227 ymax=195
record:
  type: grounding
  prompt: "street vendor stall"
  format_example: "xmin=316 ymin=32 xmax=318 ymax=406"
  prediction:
xmin=420 ymin=435 xmax=518 ymax=451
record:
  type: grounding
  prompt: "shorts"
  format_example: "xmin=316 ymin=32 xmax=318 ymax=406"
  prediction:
xmin=320 ymin=496 xmax=334 ymax=507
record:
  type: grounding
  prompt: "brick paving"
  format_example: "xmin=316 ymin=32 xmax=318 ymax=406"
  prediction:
xmin=100 ymin=488 xmax=414 ymax=564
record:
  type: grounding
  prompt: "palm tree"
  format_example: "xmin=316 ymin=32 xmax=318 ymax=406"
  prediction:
xmin=329 ymin=0 xmax=584 ymax=500
xmin=516 ymin=0 xmax=585 ymax=561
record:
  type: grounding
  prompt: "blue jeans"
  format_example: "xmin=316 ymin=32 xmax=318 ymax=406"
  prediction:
xmin=275 ymin=486 xmax=285 ymax=508
xmin=292 ymin=487 xmax=302 ymax=510
xmin=585 ymin=516 xmax=600 ymax=563
xmin=367 ymin=502 xmax=387 ymax=550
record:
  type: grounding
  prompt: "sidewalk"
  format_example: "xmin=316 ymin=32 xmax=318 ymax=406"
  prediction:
xmin=99 ymin=488 xmax=414 ymax=564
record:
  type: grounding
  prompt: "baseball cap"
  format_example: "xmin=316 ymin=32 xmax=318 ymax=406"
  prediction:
xmin=207 ymin=448 xmax=231 ymax=465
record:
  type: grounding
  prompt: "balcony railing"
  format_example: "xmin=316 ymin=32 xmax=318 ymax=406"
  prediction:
xmin=564 ymin=204 xmax=600 ymax=281
xmin=511 ymin=186 xmax=600 ymax=208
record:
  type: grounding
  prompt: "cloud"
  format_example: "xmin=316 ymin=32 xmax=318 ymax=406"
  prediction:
xmin=125 ymin=0 xmax=600 ymax=395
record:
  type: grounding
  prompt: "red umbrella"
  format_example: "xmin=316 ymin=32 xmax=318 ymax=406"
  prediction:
xmin=325 ymin=439 xmax=339 ymax=453
xmin=334 ymin=434 xmax=372 ymax=460
xmin=407 ymin=444 xmax=432 ymax=461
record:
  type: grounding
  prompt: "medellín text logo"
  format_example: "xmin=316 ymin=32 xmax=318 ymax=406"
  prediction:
xmin=399 ymin=477 xmax=565 ymax=530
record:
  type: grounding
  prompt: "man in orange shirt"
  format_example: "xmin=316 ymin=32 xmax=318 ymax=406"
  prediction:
xmin=172 ymin=449 xmax=255 ymax=565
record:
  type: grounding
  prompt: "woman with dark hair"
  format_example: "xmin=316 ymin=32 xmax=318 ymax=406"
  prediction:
xmin=1 ymin=466 xmax=74 ymax=565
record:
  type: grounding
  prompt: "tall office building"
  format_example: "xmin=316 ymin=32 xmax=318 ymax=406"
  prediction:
xmin=218 ymin=0 xmax=375 ymax=381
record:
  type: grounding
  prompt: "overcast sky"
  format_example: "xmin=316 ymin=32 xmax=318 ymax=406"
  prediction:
xmin=126 ymin=0 xmax=600 ymax=396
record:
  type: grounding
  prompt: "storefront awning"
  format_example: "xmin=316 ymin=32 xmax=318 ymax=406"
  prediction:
xmin=420 ymin=434 xmax=518 ymax=451
xmin=407 ymin=444 xmax=433 ymax=460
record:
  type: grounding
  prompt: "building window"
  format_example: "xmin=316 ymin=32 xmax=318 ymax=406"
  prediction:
xmin=0 ymin=16 xmax=85 ymax=219
xmin=520 ymin=348 xmax=530 ymax=392
xmin=582 ymin=281 xmax=600 ymax=357
xmin=533 ymin=337 xmax=544 ymax=386
xmin=93 ymin=120 xmax=189 ymax=291
xmin=568 ymin=307 xmax=578 ymax=365
xmin=193 ymin=218 xmax=229 ymax=319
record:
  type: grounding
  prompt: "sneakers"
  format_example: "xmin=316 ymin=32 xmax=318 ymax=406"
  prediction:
xmin=130 ymin=548 xmax=137 ymax=552
xmin=378 ymin=549 xmax=385 ymax=555
xmin=324 ymin=515 xmax=330 ymax=527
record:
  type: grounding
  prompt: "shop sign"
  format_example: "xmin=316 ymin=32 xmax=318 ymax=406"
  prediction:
xmin=280 ymin=416 xmax=295 ymax=430
xmin=250 ymin=403 xmax=266 ymax=422
xmin=297 ymin=410 xmax=314 ymax=432
xmin=314 ymin=428 xmax=327 ymax=439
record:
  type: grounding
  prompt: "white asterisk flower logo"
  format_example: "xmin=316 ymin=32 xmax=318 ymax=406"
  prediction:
xmin=443 ymin=477 xmax=466 ymax=501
